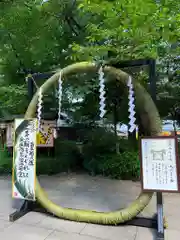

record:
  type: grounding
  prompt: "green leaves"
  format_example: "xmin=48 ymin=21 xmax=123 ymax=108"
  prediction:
xmin=0 ymin=0 xmax=179 ymax=124
xmin=0 ymin=82 xmax=27 ymax=117
xmin=74 ymin=0 xmax=180 ymax=61
xmin=14 ymin=164 xmax=34 ymax=200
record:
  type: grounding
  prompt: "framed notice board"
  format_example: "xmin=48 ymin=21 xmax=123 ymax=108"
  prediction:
xmin=140 ymin=136 xmax=180 ymax=192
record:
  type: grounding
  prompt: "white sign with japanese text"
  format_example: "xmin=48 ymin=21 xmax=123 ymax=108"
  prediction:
xmin=12 ymin=119 xmax=37 ymax=201
xmin=141 ymin=137 xmax=179 ymax=192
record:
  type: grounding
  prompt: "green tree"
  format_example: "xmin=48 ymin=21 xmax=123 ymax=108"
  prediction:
xmin=72 ymin=0 xmax=180 ymax=61
xmin=0 ymin=0 xmax=179 ymax=124
xmin=0 ymin=0 xmax=86 ymax=116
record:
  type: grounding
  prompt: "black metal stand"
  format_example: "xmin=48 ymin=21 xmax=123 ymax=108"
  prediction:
xmin=110 ymin=58 xmax=165 ymax=239
xmin=9 ymin=200 xmax=33 ymax=222
xmin=9 ymin=199 xmax=159 ymax=228
xmin=9 ymin=200 xmax=48 ymax=222
xmin=9 ymin=198 xmax=164 ymax=235
xmin=9 ymin=201 xmax=164 ymax=239
xmin=9 ymin=59 xmax=165 ymax=239
xmin=126 ymin=193 xmax=165 ymax=240
xmin=124 ymin=214 xmax=158 ymax=228
xmin=156 ymin=192 xmax=165 ymax=240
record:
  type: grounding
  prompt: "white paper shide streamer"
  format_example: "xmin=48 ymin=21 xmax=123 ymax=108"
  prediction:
xmin=127 ymin=76 xmax=136 ymax=133
xmin=98 ymin=66 xmax=106 ymax=119
xmin=37 ymin=87 xmax=43 ymax=132
xmin=57 ymin=71 xmax=63 ymax=127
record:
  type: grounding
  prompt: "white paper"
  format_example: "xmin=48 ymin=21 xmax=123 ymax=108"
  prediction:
xmin=141 ymin=138 xmax=178 ymax=191
xmin=12 ymin=119 xmax=37 ymax=201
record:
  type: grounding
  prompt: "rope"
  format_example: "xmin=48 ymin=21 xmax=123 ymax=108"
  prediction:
xmin=25 ymin=74 xmax=39 ymax=89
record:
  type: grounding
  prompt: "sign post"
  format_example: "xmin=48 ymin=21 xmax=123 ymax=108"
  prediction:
xmin=140 ymin=136 xmax=180 ymax=240
xmin=12 ymin=118 xmax=37 ymax=201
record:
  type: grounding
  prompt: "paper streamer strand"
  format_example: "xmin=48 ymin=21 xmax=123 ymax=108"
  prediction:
xmin=98 ymin=66 xmax=106 ymax=119
xmin=127 ymin=76 xmax=136 ymax=133
xmin=57 ymin=71 xmax=63 ymax=127
xmin=37 ymin=87 xmax=43 ymax=132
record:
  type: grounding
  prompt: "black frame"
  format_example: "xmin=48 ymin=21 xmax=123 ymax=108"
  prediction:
xmin=27 ymin=72 xmax=55 ymax=102
xmin=110 ymin=58 xmax=156 ymax=101
xmin=107 ymin=58 xmax=164 ymax=240
xmin=10 ymin=59 xmax=165 ymax=240
xmin=27 ymin=59 xmax=156 ymax=102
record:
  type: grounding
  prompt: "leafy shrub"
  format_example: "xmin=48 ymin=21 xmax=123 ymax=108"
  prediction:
xmin=82 ymin=127 xmax=140 ymax=179
xmin=36 ymin=157 xmax=66 ymax=175
xmin=0 ymin=131 xmax=141 ymax=179
xmin=36 ymin=139 xmax=83 ymax=175
xmin=82 ymin=127 xmax=138 ymax=156
xmin=54 ymin=139 xmax=83 ymax=171
xmin=82 ymin=128 xmax=117 ymax=161
xmin=0 ymin=140 xmax=83 ymax=175
xmin=83 ymin=151 xmax=140 ymax=180
xmin=0 ymin=147 xmax=12 ymax=174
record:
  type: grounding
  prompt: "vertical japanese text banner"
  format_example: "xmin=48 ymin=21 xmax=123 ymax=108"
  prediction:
xmin=12 ymin=119 xmax=37 ymax=201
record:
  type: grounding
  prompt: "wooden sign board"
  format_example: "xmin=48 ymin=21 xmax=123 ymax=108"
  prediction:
xmin=140 ymin=136 xmax=180 ymax=192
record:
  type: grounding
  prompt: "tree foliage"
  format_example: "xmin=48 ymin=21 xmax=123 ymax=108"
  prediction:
xmin=72 ymin=0 xmax=180 ymax=60
xmin=0 ymin=0 xmax=179 ymax=124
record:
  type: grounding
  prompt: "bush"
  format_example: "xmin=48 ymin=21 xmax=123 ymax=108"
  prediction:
xmin=36 ymin=139 xmax=83 ymax=175
xmin=82 ymin=127 xmax=140 ymax=180
xmin=82 ymin=127 xmax=138 ymax=157
xmin=0 ymin=128 xmax=142 ymax=179
xmin=83 ymin=151 xmax=140 ymax=180
xmin=36 ymin=157 xmax=70 ymax=175
xmin=54 ymin=139 xmax=83 ymax=171
xmin=0 ymin=147 xmax=12 ymax=175
xmin=0 ymin=140 xmax=83 ymax=176
xmin=82 ymin=128 xmax=117 ymax=161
